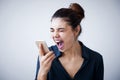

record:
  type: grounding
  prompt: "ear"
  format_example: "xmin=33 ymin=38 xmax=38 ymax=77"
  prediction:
xmin=74 ymin=25 xmax=80 ymax=36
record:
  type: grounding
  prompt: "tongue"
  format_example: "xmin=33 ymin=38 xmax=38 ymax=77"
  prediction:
xmin=58 ymin=42 xmax=64 ymax=49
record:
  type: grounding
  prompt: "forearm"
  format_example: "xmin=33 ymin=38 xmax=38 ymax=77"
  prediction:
xmin=37 ymin=75 xmax=47 ymax=80
xmin=36 ymin=47 xmax=55 ymax=80
xmin=37 ymin=70 xmax=47 ymax=80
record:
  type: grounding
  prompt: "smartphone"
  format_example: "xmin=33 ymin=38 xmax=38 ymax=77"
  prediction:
xmin=36 ymin=41 xmax=49 ymax=53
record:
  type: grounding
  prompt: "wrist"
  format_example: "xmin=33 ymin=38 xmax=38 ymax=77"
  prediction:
xmin=37 ymin=70 xmax=47 ymax=80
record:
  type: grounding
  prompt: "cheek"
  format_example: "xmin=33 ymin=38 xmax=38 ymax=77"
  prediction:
xmin=63 ymin=34 xmax=75 ymax=50
xmin=59 ymin=33 xmax=66 ymax=38
xmin=50 ymin=33 xmax=54 ymax=39
xmin=67 ymin=34 xmax=75 ymax=42
xmin=63 ymin=32 xmax=75 ymax=43
xmin=59 ymin=30 xmax=75 ymax=41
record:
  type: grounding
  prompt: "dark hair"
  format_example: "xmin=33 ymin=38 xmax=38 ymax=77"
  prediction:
xmin=51 ymin=3 xmax=85 ymax=36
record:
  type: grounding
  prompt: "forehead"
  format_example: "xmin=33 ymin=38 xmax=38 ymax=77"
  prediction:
xmin=51 ymin=18 xmax=70 ymax=29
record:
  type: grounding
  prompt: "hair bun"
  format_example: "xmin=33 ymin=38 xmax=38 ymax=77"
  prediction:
xmin=69 ymin=3 xmax=85 ymax=20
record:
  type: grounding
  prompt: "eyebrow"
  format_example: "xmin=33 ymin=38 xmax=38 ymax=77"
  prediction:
xmin=50 ymin=27 xmax=65 ymax=30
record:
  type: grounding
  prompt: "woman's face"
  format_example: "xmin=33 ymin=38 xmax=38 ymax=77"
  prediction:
xmin=50 ymin=18 xmax=78 ymax=52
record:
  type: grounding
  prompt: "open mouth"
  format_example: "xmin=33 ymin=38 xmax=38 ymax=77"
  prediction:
xmin=56 ymin=41 xmax=64 ymax=49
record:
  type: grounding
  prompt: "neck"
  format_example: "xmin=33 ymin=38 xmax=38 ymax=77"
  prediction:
xmin=62 ymin=41 xmax=82 ymax=60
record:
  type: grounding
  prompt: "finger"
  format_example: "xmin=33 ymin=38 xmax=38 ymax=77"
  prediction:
xmin=39 ymin=44 xmax=45 ymax=56
xmin=44 ymin=53 xmax=55 ymax=64
xmin=43 ymin=51 xmax=54 ymax=61
xmin=40 ymin=51 xmax=54 ymax=63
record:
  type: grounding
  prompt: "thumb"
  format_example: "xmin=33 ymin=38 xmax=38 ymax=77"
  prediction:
xmin=39 ymin=44 xmax=45 ymax=56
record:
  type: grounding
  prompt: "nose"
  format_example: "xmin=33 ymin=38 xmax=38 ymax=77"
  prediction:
xmin=53 ymin=31 xmax=60 ymax=38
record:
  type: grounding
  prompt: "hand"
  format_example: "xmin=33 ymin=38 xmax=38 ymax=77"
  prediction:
xmin=37 ymin=44 xmax=55 ymax=80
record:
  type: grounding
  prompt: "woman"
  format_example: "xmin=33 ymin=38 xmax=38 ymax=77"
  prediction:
xmin=35 ymin=3 xmax=104 ymax=80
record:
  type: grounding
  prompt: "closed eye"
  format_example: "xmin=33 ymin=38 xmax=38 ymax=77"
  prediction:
xmin=50 ymin=28 xmax=54 ymax=32
xmin=58 ymin=28 xmax=65 ymax=32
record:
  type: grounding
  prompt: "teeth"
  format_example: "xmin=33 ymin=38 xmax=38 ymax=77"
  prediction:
xmin=55 ymin=41 xmax=60 ymax=43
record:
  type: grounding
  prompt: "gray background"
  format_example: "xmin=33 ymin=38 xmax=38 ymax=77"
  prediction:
xmin=0 ymin=0 xmax=120 ymax=80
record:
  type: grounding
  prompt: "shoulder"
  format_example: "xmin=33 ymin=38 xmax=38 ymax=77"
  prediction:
xmin=87 ymin=46 xmax=102 ymax=58
xmin=82 ymin=43 xmax=103 ymax=63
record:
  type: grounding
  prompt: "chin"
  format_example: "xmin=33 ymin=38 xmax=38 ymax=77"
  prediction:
xmin=58 ymin=47 xmax=65 ymax=52
xmin=59 ymin=49 xmax=64 ymax=52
